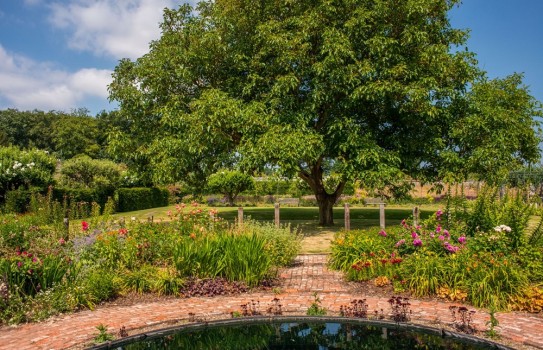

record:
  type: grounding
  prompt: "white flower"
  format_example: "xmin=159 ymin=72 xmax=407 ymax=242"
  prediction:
xmin=494 ymin=224 xmax=511 ymax=233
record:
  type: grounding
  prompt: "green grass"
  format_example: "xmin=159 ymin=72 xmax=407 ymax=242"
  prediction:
xmin=111 ymin=205 xmax=436 ymax=235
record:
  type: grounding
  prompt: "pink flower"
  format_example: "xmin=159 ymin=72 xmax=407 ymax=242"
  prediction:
xmin=378 ymin=230 xmax=387 ymax=237
xmin=411 ymin=232 xmax=418 ymax=239
xmin=401 ymin=219 xmax=407 ymax=227
xmin=436 ymin=209 xmax=443 ymax=218
xmin=17 ymin=261 xmax=22 ymax=268
xmin=58 ymin=238 xmax=66 ymax=245
xmin=413 ymin=239 xmax=423 ymax=247
xmin=81 ymin=221 xmax=89 ymax=231
xmin=458 ymin=236 xmax=466 ymax=244
xmin=438 ymin=235 xmax=445 ymax=241
xmin=395 ymin=239 xmax=406 ymax=247
xmin=443 ymin=229 xmax=450 ymax=238
xmin=435 ymin=225 xmax=442 ymax=233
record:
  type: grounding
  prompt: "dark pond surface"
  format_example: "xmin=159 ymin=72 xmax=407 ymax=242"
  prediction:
xmin=91 ymin=317 xmax=510 ymax=350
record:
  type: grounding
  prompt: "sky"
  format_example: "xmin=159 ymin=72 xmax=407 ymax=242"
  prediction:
xmin=0 ymin=0 xmax=542 ymax=116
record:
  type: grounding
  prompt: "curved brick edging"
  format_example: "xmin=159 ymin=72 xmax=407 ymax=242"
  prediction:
xmin=0 ymin=255 xmax=541 ymax=349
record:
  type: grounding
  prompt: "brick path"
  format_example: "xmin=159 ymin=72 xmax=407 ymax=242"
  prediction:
xmin=0 ymin=255 xmax=542 ymax=349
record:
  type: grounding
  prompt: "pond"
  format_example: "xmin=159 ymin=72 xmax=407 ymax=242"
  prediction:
xmin=90 ymin=316 xmax=511 ymax=350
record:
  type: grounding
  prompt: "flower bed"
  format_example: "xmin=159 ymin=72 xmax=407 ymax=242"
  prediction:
xmin=330 ymin=209 xmax=543 ymax=311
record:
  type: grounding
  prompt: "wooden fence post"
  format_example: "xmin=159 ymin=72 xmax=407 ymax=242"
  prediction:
xmin=63 ymin=217 xmax=69 ymax=240
xmin=413 ymin=206 xmax=419 ymax=227
xmin=344 ymin=203 xmax=350 ymax=231
xmin=379 ymin=202 xmax=385 ymax=229
xmin=238 ymin=207 xmax=244 ymax=227
xmin=274 ymin=203 xmax=280 ymax=228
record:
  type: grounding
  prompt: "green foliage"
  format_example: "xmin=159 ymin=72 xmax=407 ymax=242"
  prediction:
xmin=60 ymin=155 xmax=123 ymax=190
xmin=108 ymin=0 xmax=543 ymax=226
xmin=306 ymin=293 xmax=327 ymax=316
xmin=0 ymin=147 xmax=56 ymax=204
xmin=330 ymin=207 xmax=541 ymax=310
xmin=115 ymin=187 xmax=169 ymax=212
xmin=240 ymin=221 xmax=301 ymax=267
xmin=93 ymin=324 xmax=115 ymax=344
xmin=207 ymin=170 xmax=255 ymax=206
xmin=0 ymin=109 xmax=104 ymax=159
xmin=465 ymin=187 xmax=531 ymax=248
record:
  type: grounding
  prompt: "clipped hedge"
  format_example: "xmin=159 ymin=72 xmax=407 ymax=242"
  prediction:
xmin=52 ymin=187 xmax=111 ymax=208
xmin=115 ymin=187 xmax=169 ymax=212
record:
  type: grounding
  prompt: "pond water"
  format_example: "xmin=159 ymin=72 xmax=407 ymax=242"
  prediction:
xmin=91 ymin=317 xmax=510 ymax=350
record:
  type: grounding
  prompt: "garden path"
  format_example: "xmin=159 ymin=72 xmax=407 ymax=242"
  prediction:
xmin=0 ymin=255 xmax=542 ymax=350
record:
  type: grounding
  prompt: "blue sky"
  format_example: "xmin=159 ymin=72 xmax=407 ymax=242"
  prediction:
xmin=0 ymin=0 xmax=542 ymax=116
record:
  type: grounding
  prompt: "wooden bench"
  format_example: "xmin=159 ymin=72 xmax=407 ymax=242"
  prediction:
xmin=278 ymin=198 xmax=300 ymax=207
xmin=363 ymin=198 xmax=385 ymax=206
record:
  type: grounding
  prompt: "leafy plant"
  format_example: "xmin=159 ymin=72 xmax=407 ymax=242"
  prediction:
xmin=93 ymin=324 xmax=115 ymax=344
xmin=306 ymin=293 xmax=326 ymax=316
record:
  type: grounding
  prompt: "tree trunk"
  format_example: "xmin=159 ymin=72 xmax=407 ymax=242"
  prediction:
xmin=226 ymin=193 xmax=235 ymax=206
xmin=316 ymin=192 xmax=336 ymax=226
xmin=298 ymin=158 xmax=346 ymax=226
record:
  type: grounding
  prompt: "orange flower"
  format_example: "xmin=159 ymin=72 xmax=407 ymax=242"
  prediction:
xmin=189 ymin=233 xmax=196 ymax=240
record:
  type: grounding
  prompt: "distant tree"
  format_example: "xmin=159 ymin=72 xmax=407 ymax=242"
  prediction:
xmin=207 ymin=170 xmax=254 ymax=206
xmin=60 ymin=155 xmax=123 ymax=189
xmin=109 ymin=0 xmax=541 ymax=225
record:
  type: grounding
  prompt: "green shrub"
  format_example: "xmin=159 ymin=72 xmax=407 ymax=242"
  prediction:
xmin=115 ymin=187 xmax=169 ymax=212
xmin=4 ymin=189 xmax=33 ymax=213
xmin=83 ymin=268 xmax=119 ymax=302
xmin=240 ymin=220 xmax=301 ymax=267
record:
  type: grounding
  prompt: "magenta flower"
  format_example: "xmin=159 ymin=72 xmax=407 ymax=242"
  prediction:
xmin=458 ymin=236 xmax=466 ymax=244
xmin=411 ymin=232 xmax=418 ymax=239
xmin=435 ymin=225 xmax=442 ymax=233
xmin=81 ymin=221 xmax=89 ymax=231
xmin=443 ymin=229 xmax=450 ymax=238
xmin=436 ymin=209 xmax=443 ymax=217
xmin=413 ymin=239 xmax=423 ymax=247
xmin=378 ymin=230 xmax=387 ymax=237
xmin=17 ymin=261 xmax=22 ymax=268
xmin=438 ymin=235 xmax=445 ymax=241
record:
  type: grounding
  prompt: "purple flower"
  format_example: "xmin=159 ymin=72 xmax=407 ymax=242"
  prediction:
xmin=411 ymin=232 xmax=418 ymax=239
xmin=444 ymin=242 xmax=460 ymax=253
xmin=413 ymin=239 xmax=423 ymax=247
xmin=443 ymin=229 xmax=450 ymax=238
xmin=378 ymin=230 xmax=387 ymax=237
xmin=458 ymin=236 xmax=466 ymax=244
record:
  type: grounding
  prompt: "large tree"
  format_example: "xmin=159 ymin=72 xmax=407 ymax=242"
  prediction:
xmin=108 ymin=0 xmax=541 ymax=225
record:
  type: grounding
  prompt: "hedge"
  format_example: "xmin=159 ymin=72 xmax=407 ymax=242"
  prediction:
xmin=115 ymin=187 xmax=170 ymax=212
xmin=52 ymin=187 xmax=111 ymax=208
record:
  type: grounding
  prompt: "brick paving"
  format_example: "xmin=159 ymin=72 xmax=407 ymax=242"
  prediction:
xmin=0 ymin=254 xmax=542 ymax=349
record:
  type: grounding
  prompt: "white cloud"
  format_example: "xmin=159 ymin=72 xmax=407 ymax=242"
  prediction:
xmin=48 ymin=0 xmax=183 ymax=60
xmin=0 ymin=45 xmax=112 ymax=112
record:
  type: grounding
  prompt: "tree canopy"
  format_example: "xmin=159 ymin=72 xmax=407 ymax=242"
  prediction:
xmin=108 ymin=0 xmax=541 ymax=225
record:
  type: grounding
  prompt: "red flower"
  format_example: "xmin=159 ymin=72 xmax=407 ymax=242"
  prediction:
xmin=118 ymin=228 xmax=128 ymax=235
xmin=81 ymin=221 xmax=89 ymax=231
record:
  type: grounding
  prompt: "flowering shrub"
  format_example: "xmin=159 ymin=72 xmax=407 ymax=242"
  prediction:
xmin=331 ymin=208 xmax=543 ymax=310
xmin=0 ymin=147 xmax=56 ymax=201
